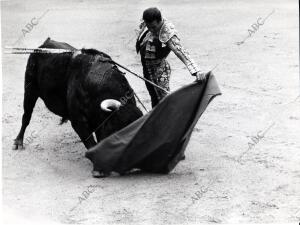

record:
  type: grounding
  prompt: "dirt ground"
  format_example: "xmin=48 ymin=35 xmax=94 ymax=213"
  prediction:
xmin=1 ymin=0 xmax=299 ymax=224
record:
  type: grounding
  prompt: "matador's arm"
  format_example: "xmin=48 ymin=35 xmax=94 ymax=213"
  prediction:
xmin=159 ymin=20 xmax=202 ymax=77
xmin=167 ymin=35 xmax=201 ymax=75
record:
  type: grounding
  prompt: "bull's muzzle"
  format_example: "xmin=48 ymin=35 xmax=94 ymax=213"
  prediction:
xmin=100 ymin=99 xmax=122 ymax=112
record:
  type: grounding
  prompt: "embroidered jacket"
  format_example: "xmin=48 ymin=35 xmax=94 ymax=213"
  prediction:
xmin=136 ymin=19 xmax=201 ymax=75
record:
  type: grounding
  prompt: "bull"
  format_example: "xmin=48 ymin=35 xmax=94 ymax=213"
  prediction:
xmin=13 ymin=38 xmax=143 ymax=177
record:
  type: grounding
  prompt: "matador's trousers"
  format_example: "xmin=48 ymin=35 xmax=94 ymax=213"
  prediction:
xmin=143 ymin=59 xmax=171 ymax=108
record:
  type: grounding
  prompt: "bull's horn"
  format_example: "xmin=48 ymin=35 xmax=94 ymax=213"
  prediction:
xmin=100 ymin=99 xmax=122 ymax=112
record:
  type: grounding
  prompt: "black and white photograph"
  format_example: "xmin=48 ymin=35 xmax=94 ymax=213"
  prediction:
xmin=1 ymin=0 xmax=299 ymax=224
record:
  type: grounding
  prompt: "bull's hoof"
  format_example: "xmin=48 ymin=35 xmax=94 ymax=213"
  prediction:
xmin=180 ymin=154 xmax=186 ymax=161
xmin=12 ymin=139 xmax=24 ymax=150
xmin=92 ymin=170 xmax=110 ymax=178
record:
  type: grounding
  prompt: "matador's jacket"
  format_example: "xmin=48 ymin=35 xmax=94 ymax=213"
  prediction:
xmin=136 ymin=19 xmax=201 ymax=107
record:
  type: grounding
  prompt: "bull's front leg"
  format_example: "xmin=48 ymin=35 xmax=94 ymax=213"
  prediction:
xmin=70 ymin=119 xmax=97 ymax=149
xmin=70 ymin=120 xmax=109 ymax=178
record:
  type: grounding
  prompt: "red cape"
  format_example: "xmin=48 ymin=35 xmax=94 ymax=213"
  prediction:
xmin=85 ymin=72 xmax=221 ymax=174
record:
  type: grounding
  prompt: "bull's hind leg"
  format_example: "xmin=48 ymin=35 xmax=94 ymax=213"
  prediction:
xmin=13 ymin=84 xmax=39 ymax=150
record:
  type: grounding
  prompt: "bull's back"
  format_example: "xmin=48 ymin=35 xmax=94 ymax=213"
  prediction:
xmin=39 ymin=37 xmax=77 ymax=51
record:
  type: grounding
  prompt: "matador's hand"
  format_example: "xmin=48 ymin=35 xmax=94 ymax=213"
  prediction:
xmin=194 ymin=71 xmax=207 ymax=82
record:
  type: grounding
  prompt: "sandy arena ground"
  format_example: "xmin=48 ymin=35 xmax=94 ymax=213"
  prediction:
xmin=1 ymin=0 xmax=299 ymax=224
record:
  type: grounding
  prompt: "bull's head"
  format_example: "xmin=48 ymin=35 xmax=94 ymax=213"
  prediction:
xmin=87 ymin=59 xmax=143 ymax=142
xmin=97 ymin=95 xmax=143 ymax=141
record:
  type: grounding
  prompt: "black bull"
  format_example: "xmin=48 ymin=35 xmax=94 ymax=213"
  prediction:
xmin=13 ymin=38 xmax=143 ymax=177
